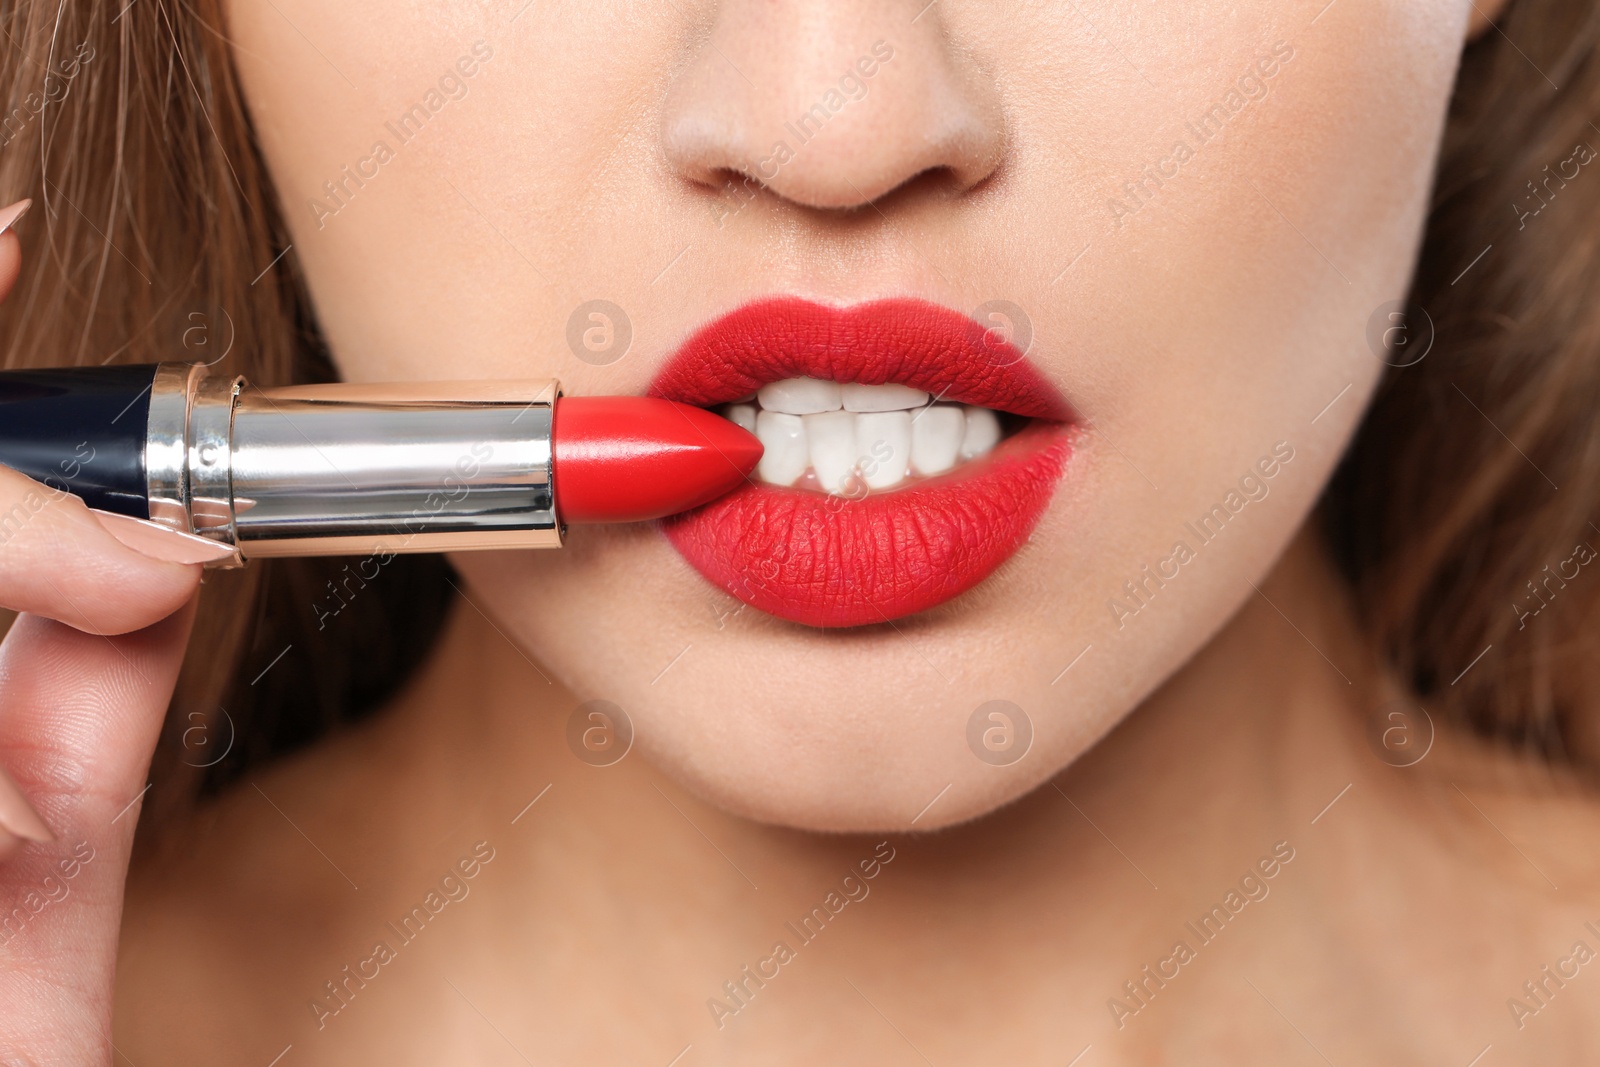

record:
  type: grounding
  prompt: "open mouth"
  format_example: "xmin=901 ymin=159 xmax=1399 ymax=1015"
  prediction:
xmin=650 ymin=297 xmax=1076 ymax=628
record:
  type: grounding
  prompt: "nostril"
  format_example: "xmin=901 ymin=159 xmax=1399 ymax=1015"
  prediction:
xmin=884 ymin=165 xmax=994 ymax=204
xmin=704 ymin=164 xmax=947 ymax=207
xmin=707 ymin=161 xmax=985 ymax=215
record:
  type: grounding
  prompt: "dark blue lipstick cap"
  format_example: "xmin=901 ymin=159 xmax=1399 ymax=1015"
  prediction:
xmin=0 ymin=363 xmax=158 ymax=518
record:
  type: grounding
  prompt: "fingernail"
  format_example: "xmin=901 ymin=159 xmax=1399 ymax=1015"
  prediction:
xmin=0 ymin=766 xmax=53 ymax=846
xmin=90 ymin=509 xmax=237 ymax=565
xmin=0 ymin=198 xmax=32 ymax=237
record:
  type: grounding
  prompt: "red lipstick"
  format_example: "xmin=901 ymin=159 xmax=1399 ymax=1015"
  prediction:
xmin=0 ymin=363 xmax=761 ymax=566
xmin=553 ymin=397 xmax=762 ymax=524
xmin=651 ymin=298 xmax=1076 ymax=628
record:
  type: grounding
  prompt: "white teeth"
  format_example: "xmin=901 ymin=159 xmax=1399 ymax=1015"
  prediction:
xmin=804 ymin=410 xmax=859 ymax=493
xmin=856 ymin=411 xmax=912 ymax=489
xmin=756 ymin=377 xmax=842 ymax=415
xmin=722 ymin=383 xmax=1009 ymax=492
xmin=959 ymin=406 xmax=1002 ymax=461
xmin=911 ymin=403 xmax=965 ymax=476
xmin=755 ymin=411 xmax=809 ymax=486
xmin=841 ymin=382 xmax=930 ymax=412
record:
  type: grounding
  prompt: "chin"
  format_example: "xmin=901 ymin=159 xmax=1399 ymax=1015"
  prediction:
xmin=614 ymin=646 xmax=1100 ymax=834
xmin=639 ymin=728 xmax=1060 ymax=834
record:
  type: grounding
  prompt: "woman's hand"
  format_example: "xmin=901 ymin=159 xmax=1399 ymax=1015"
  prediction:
xmin=0 ymin=199 xmax=206 ymax=1064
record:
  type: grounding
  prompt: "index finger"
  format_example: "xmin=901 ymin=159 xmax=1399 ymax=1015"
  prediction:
xmin=0 ymin=465 xmax=202 ymax=636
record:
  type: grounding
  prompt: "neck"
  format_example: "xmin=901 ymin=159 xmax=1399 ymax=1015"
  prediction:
xmin=127 ymin=527 xmax=1600 ymax=1060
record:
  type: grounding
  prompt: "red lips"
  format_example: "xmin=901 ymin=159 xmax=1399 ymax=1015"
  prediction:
xmin=651 ymin=298 xmax=1075 ymax=628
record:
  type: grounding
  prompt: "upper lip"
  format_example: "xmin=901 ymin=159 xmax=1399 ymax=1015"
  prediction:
xmin=648 ymin=296 xmax=1072 ymax=420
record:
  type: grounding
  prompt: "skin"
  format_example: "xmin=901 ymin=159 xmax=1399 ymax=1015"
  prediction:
xmin=196 ymin=0 xmax=1485 ymax=832
xmin=5 ymin=0 xmax=1600 ymax=1062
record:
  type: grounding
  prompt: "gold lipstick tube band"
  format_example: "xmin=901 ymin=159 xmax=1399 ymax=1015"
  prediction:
xmin=144 ymin=363 xmax=564 ymax=567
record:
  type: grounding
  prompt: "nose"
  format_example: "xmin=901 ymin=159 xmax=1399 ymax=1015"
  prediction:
xmin=660 ymin=1 xmax=1005 ymax=211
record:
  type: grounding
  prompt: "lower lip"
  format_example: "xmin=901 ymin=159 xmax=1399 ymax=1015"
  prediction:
xmin=663 ymin=422 xmax=1073 ymax=627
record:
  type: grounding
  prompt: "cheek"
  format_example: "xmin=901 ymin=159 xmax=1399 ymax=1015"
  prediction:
xmin=223 ymin=1 xmax=665 ymax=388
xmin=956 ymin=5 xmax=1466 ymax=805
xmin=989 ymin=4 xmax=1463 ymax=587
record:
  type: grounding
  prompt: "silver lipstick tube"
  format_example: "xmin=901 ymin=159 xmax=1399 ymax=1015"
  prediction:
xmin=145 ymin=363 xmax=564 ymax=567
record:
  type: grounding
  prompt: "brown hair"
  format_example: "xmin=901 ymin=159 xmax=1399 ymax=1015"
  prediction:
xmin=0 ymin=0 xmax=1595 ymax=830
xmin=0 ymin=0 xmax=453 ymax=831
xmin=1326 ymin=0 xmax=1600 ymax=767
